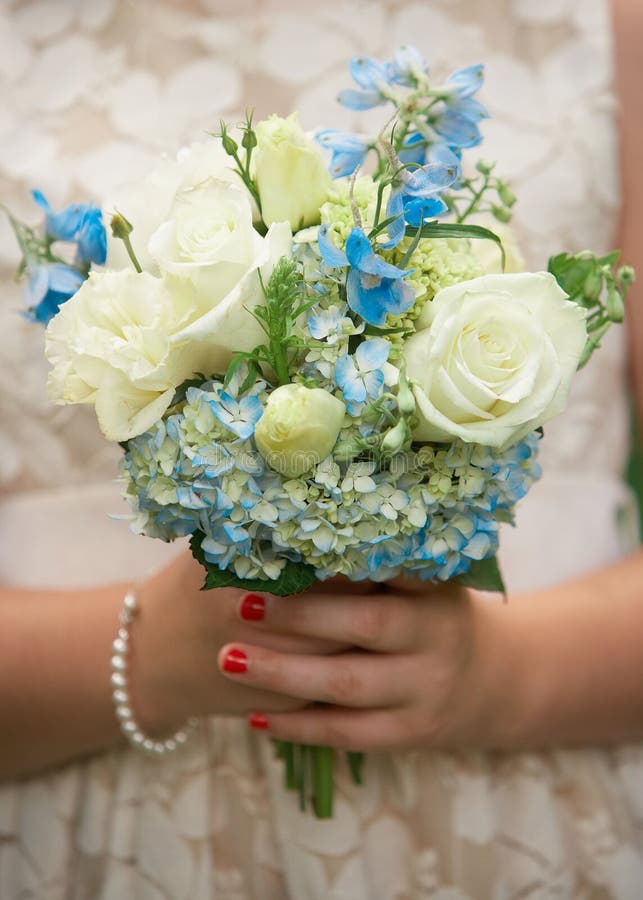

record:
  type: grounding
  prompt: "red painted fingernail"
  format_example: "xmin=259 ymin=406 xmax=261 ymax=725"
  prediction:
xmin=248 ymin=712 xmax=269 ymax=730
xmin=222 ymin=648 xmax=247 ymax=674
xmin=240 ymin=592 xmax=265 ymax=621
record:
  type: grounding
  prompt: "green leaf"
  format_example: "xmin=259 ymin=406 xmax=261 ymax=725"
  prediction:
xmin=190 ymin=531 xmax=318 ymax=596
xmin=407 ymin=222 xmax=506 ymax=270
xmin=170 ymin=373 xmax=212 ymax=407
xmin=457 ymin=555 xmax=506 ymax=594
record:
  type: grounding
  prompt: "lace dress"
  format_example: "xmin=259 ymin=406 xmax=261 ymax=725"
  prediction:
xmin=1 ymin=1 xmax=642 ymax=897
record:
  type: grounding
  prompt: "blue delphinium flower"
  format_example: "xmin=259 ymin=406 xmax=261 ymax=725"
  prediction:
xmin=387 ymin=45 xmax=428 ymax=87
xmin=24 ymin=263 xmax=84 ymax=324
xmin=335 ymin=338 xmax=389 ymax=412
xmin=318 ymin=225 xmax=415 ymax=325
xmin=315 ymin=130 xmax=370 ymax=178
xmin=337 ymin=55 xmax=395 ymax=110
xmin=385 ymin=161 xmax=458 ymax=247
xmin=32 ymin=190 xmax=107 ymax=265
xmin=432 ymin=65 xmax=489 ymax=151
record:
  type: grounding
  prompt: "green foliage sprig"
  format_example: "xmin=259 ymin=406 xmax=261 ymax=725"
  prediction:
xmin=1 ymin=204 xmax=70 ymax=279
xmin=548 ymin=250 xmax=635 ymax=368
xmin=225 ymin=257 xmax=317 ymax=390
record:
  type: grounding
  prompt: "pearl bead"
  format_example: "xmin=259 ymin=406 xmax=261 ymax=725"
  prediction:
xmin=123 ymin=720 xmax=137 ymax=734
xmin=123 ymin=591 xmax=137 ymax=614
xmin=142 ymin=739 xmax=154 ymax=753
xmin=111 ymin=655 xmax=127 ymax=672
xmin=111 ymin=672 xmax=126 ymax=688
xmin=112 ymin=637 xmax=127 ymax=655
xmin=116 ymin=705 xmax=132 ymax=720
xmin=113 ymin=689 xmax=129 ymax=705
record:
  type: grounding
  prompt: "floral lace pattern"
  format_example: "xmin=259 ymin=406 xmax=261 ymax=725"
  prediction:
xmin=0 ymin=1 xmax=642 ymax=897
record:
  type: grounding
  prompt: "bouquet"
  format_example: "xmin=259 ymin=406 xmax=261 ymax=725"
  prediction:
xmin=5 ymin=46 xmax=633 ymax=817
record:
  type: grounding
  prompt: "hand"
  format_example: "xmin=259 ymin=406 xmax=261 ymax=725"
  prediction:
xmin=216 ymin=579 xmax=507 ymax=752
xmin=132 ymin=551 xmax=377 ymax=735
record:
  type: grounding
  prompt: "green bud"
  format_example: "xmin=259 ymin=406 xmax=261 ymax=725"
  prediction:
xmin=110 ymin=211 xmax=133 ymax=239
xmin=618 ymin=265 xmax=635 ymax=288
xmin=497 ymin=182 xmax=517 ymax=208
xmin=221 ymin=132 xmax=239 ymax=157
xmin=606 ymin=286 xmax=624 ymax=323
xmin=579 ymin=321 xmax=611 ymax=368
xmin=396 ymin=369 xmax=416 ymax=416
xmin=582 ymin=270 xmax=603 ymax=302
xmin=475 ymin=159 xmax=494 ymax=176
xmin=491 ymin=204 xmax=512 ymax=224
xmin=380 ymin=418 xmax=411 ymax=456
xmin=241 ymin=128 xmax=257 ymax=151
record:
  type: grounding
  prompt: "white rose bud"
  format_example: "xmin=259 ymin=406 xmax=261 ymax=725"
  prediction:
xmin=254 ymin=384 xmax=346 ymax=477
xmin=253 ymin=113 xmax=332 ymax=231
xmin=402 ymin=272 xmax=587 ymax=449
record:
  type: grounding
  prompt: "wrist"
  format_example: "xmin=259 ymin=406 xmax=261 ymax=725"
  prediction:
xmin=126 ymin=564 xmax=197 ymax=737
xmin=436 ymin=591 xmax=539 ymax=751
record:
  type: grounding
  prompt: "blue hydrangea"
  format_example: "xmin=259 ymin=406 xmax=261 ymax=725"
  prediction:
xmin=121 ymin=373 xmax=542 ymax=586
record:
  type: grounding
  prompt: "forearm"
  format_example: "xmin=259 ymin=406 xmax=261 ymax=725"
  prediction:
xmin=0 ymin=582 xmax=129 ymax=780
xmin=478 ymin=550 xmax=643 ymax=749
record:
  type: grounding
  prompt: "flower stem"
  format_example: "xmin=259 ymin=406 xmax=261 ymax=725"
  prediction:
xmin=311 ymin=746 xmax=334 ymax=818
xmin=121 ymin=233 xmax=143 ymax=273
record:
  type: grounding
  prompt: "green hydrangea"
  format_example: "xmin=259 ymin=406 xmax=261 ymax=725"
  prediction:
xmin=320 ymin=175 xmax=386 ymax=245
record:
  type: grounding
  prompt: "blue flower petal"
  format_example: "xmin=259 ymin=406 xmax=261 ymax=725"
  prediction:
xmin=346 ymin=268 xmax=391 ymax=326
xmin=382 ymin=190 xmax=406 ymax=249
xmin=403 ymin=196 xmax=447 ymax=227
xmin=76 ymin=209 xmax=107 ymax=265
xmin=25 ymin=263 xmax=84 ymax=324
xmin=451 ymin=96 xmax=490 ymax=122
xmin=355 ymin=337 xmax=390 ymax=372
xmin=349 ymin=55 xmax=390 ymax=90
xmin=318 ymin=224 xmax=349 ymax=268
xmin=390 ymin=45 xmax=428 ymax=85
xmin=446 ymin=64 xmax=484 ymax=98
xmin=399 ymin=133 xmax=427 ymax=166
xmin=335 ymin=354 xmax=367 ymax=403
xmin=337 ymin=88 xmax=384 ymax=110
xmin=345 ymin=228 xmax=408 ymax=279
xmin=434 ymin=110 xmax=482 ymax=149
xmin=401 ymin=162 xmax=457 ymax=196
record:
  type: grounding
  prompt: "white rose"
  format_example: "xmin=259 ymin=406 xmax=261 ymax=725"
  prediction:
xmin=254 ymin=384 xmax=346 ymax=477
xmin=45 ymin=271 xmax=200 ymax=441
xmin=172 ymin=219 xmax=292 ymax=372
xmin=148 ymin=179 xmax=259 ymax=306
xmin=106 ymin=140 xmax=239 ymax=272
xmin=253 ymin=113 xmax=332 ymax=231
xmin=402 ymin=272 xmax=587 ymax=448
xmin=46 ymin=220 xmax=292 ymax=442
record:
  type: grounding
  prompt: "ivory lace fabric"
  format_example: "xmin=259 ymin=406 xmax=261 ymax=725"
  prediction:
xmin=0 ymin=1 xmax=642 ymax=897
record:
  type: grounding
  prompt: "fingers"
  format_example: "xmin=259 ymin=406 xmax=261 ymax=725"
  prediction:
xmin=239 ymin=589 xmax=426 ymax=652
xmin=218 ymin=642 xmax=411 ymax=708
xmin=248 ymin=706 xmax=414 ymax=752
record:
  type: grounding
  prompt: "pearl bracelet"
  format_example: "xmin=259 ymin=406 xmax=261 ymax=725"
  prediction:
xmin=110 ymin=589 xmax=198 ymax=755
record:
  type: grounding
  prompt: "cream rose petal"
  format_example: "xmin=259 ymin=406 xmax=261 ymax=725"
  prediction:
xmin=404 ymin=272 xmax=586 ymax=448
xmin=170 ymin=221 xmax=292 ymax=376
